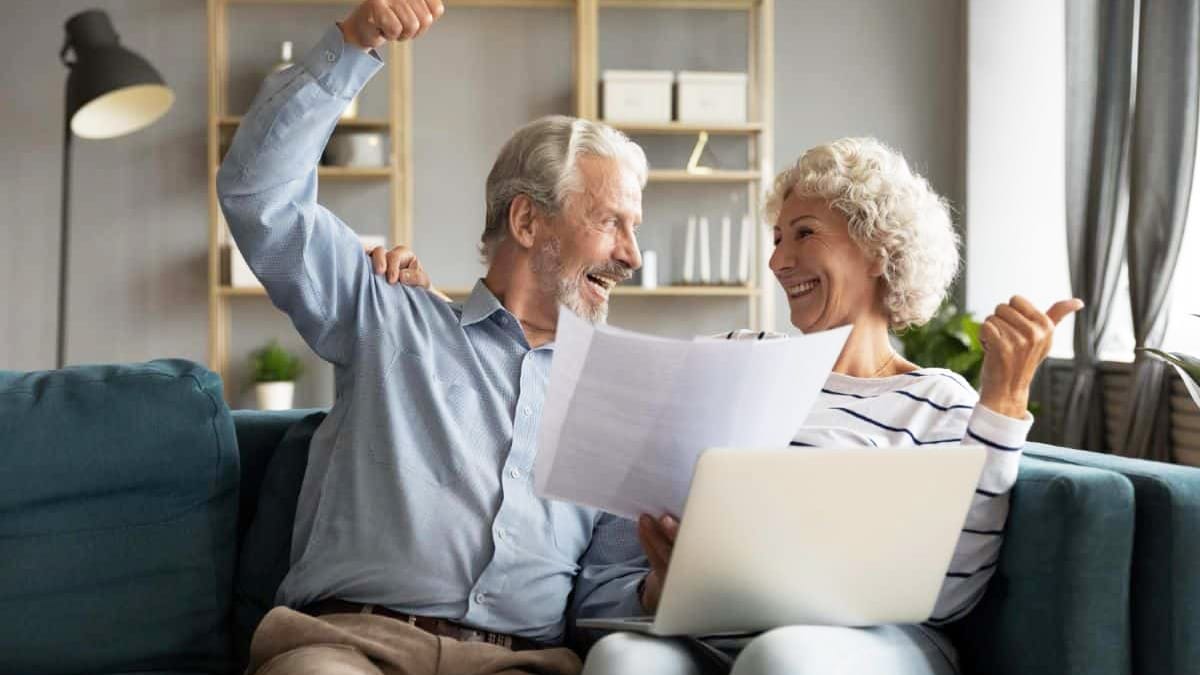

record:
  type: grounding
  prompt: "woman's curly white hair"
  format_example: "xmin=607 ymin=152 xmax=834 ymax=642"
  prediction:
xmin=765 ymin=137 xmax=960 ymax=331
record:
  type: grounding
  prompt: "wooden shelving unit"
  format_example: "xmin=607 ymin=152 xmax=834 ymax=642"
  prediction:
xmin=206 ymin=0 xmax=774 ymax=397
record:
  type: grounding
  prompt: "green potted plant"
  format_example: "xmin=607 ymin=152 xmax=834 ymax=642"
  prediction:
xmin=1138 ymin=314 xmax=1200 ymax=411
xmin=250 ymin=339 xmax=304 ymax=410
xmin=897 ymin=302 xmax=985 ymax=388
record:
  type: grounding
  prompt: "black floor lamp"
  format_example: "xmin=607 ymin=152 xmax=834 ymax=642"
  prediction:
xmin=58 ymin=9 xmax=173 ymax=368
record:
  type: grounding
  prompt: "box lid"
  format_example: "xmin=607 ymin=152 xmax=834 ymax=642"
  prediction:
xmin=677 ymin=70 xmax=748 ymax=84
xmin=601 ymin=69 xmax=675 ymax=83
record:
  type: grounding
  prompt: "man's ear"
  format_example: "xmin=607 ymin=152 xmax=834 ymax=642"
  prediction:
xmin=507 ymin=195 xmax=543 ymax=250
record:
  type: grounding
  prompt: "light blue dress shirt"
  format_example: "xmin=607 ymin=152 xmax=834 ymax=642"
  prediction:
xmin=217 ymin=25 xmax=645 ymax=643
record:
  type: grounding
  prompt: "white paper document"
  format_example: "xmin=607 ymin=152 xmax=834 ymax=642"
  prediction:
xmin=534 ymin=310 xmax=851 ymax=519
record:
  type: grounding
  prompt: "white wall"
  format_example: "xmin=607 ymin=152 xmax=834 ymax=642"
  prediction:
xmin=966 ymin=0 xmax=1074 ymax=356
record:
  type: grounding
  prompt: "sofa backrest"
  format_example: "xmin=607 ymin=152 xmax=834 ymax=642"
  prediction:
xmin=230 ymin=409 xmax=324 ymax=667
xmin=0 ymin=360 xmax=240 ymax=675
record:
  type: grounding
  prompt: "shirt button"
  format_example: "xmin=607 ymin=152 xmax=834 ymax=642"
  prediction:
xmin=324 ymin=50 xmax=336 ymax=62
xmin=496 ymin=528 xmax=507 ymax=541
xmin=522 ymin=405 xmax=533 ymax=417
xmin=475 ymin=592 xmax=487 ymax=605
xmin=509 ymin=467 xmax=521 ymax=480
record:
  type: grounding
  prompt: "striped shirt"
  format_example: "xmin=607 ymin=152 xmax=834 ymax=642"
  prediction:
xmin=724 ymin=330 xmax=1031 ymax=624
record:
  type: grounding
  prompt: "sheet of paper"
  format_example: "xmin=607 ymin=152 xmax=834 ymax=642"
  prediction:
xmin=534 ymin=311 xmax=850 ymax=519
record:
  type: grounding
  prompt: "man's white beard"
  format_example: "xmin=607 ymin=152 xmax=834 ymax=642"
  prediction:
xmin=531 ymin=236 xmax=608 ymax=324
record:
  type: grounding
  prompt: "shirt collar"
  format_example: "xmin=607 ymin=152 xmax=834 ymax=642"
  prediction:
xmin=459 ymin=279 xmax=507 ymax=327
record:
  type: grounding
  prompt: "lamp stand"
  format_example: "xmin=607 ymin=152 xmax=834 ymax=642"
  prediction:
xmin=57 ymin=91 xmax=73 ymax=369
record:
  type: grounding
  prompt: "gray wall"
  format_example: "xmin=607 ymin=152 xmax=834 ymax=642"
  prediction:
xmin=0 ymin=0 xmax=963 ymax=408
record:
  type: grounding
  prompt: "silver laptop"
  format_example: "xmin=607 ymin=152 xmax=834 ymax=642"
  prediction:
xmin=577 ymin=446 xmax=987 ymax=637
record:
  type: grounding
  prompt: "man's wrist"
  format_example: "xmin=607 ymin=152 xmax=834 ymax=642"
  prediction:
xmin=337 ymin=20 xmax=372 ymax=52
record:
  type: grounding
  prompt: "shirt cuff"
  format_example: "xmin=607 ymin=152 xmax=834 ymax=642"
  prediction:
xmin=968 ymin=403 xmax=1033 ymax=451
xmin=300 ymin=24 xmax=385 ymax=99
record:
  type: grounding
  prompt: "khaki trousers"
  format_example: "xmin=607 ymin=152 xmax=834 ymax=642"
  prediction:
xmin=247 ymin=607 xmax=582 ymax=675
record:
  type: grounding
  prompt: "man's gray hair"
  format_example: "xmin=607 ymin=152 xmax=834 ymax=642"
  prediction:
xmin=480 ymin=115 xmax=649 ymax=262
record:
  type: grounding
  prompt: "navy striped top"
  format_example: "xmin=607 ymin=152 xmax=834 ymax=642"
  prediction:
xmin=725 ymin=330 xmax=1032 ymax=624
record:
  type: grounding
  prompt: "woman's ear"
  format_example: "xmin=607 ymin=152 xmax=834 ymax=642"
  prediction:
xmin=507 ymin=195 xmax=540 ymax=250
xmin=868 ymin=253 xmax=887 ymax=279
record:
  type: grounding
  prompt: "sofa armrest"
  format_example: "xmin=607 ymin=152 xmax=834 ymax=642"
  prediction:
xmin=1024 ymin=444 xmax=1200 ymax=675
xmin=948 ymin=455 xmax=1134 ymax=675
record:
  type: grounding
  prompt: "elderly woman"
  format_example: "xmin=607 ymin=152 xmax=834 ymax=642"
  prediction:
xmin=379 ymin=136 xmax=1080 ymax=674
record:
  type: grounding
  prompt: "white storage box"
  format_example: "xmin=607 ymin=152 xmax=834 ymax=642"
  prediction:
xmin=228 ymin=241 xmax=262 ymax=289
xmin=677 ymin=71 xmax=748 ymax=125
xmin=602 ymin=70 xmax=674 ymax=124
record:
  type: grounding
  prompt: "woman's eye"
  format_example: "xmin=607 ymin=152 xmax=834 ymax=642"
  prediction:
xmin=796 ymin=227 xmax=814 ymax=239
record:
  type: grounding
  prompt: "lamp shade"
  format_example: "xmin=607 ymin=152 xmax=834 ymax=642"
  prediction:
xmin=63 ymin=10 xmax=173 ymax=139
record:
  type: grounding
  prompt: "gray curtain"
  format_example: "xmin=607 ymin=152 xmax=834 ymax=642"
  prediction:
xmin=1061 ymin=0 xmax=1136 ymax=451
xmin=1117 ymin=0 xmax=1200 ymax=461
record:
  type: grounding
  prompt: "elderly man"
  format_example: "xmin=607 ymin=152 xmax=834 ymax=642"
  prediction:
xmin=216 ymin=1 xmax=652 ymax=673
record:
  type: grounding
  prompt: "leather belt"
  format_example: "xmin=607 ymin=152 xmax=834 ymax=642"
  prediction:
xmin=299 ymin=598 xmax=545 ymax=652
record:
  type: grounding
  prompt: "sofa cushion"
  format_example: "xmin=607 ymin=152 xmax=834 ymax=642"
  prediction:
xmin=948 ymin=455 xmax=1134 ymax=675
xmin=1025 ymin=443 xmax=1200 ymax=675
xmin=233 ymin=411 xmax=325 ymax=667
xmin=0 ymin=360 xmax=239 ymax=675
xmin=232 ymin=409 xmax=322 ymax=543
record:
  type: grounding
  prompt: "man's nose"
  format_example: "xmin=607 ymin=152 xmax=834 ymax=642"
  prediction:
xmin=615 ymin=228 xmax=642 ymax=271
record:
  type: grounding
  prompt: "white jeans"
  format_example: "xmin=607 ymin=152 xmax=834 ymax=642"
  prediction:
xmin=581 ymin=625 xmax=958 ymax=675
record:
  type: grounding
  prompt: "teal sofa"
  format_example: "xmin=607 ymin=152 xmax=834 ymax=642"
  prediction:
xmin=0 ymin=360 xmax=1196 ymax=675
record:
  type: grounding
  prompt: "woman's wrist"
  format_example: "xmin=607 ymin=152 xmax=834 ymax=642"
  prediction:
xmin=978 ymin=392 xmax=1029 ymax=419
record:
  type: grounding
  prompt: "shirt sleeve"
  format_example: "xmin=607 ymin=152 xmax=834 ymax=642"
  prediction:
xmin=927 ymin=403 xmax=1032 ymax=625
xmin=567 ymin=513 xmax=648 ymax=641
xmin=216 ymin=25 xmax=386 ymax=366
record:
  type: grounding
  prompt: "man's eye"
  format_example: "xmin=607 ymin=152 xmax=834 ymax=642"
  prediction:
xmin=796 ymin=227 xmax=814 ymax=239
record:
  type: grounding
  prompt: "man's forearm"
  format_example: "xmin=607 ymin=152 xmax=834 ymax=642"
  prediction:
xmin=217 ymin=26 xmax=382 ymax=204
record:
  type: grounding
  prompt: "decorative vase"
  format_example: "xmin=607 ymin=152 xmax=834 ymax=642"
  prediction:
xmin=324 ymin=132 xmax=386 ymax=167
xmin=255 ymin=381 xmax=295 ymax=410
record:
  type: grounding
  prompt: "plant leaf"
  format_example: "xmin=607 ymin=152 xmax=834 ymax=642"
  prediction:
xmin=1140 ymin=348 xmax=1200 ymax=382
xmin=1177 ymin=365 xmax=1200 ymax=411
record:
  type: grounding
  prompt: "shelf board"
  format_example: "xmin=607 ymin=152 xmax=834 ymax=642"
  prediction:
xmin=219 ymin=115 xmax=390 ymax=131
xmin=224 ymin=284 xmax=757 ymax=299
xmin=600 ymin=0 xmax=756 ymax=9
xmin=226 ymin=0 xmax=572 ymax=5
xmin=439 ymin=285 xmax=758 ymax=298
xmin=612 ymin=122 xmax=763 ymax=136
xmin=208 ymin=166 xmax=392 ymax=179
xmin=218 ymin=285 xmax=268 ymax=297
xmin=318 ymin=166 xmax=393 ymax=179
xmin=648 ymin=169 xmax=760 ymax=183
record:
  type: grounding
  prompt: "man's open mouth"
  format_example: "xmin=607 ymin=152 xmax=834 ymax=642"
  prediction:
xmin=585 ymin=273 xmax=620 ymax=299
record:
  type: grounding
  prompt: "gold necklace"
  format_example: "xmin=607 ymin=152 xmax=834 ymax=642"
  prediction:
xmin=871 ymin=351 xmax=898 ymax=378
